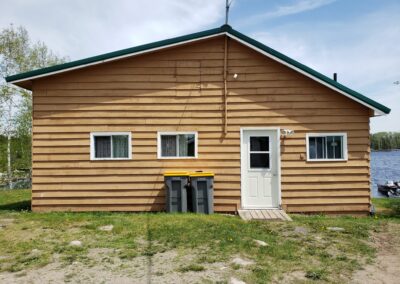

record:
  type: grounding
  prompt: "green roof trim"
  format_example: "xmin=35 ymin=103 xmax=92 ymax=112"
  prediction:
xmin=226 ymin=26 xmax=391 ymax=114
xmin=6 ymin=24 xmax=390 ymax=114
xmin=5 ymin=26 xmax=224 ymax=83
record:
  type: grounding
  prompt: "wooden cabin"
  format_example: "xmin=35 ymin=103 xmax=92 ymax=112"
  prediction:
xmin=6 ymin=25 xmax=390 ymax=215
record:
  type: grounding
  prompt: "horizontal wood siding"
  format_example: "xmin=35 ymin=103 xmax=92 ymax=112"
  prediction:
xmin=31 ymin=36 xmax=371 ymax=214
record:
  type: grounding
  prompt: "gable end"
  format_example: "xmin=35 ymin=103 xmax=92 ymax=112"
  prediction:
xmin=5 ymin=25 xmax=390 ymax=115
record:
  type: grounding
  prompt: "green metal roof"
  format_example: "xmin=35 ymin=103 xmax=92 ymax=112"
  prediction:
xmin=5 ymin=24 xmax=390 ymax=114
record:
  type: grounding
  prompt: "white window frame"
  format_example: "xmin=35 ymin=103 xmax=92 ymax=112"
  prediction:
xmin=157 ymin=131 xmax=198 ymax=159
xmin=90 ymin=132 xmax=132 ymax=160
xmin=306 ymin=133 xmax=348 ymax=162
xmin=248 ymin=135 xmax=271 ymax=171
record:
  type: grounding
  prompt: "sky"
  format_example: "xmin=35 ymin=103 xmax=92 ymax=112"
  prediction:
xmin=0 ymin=0 xmax=398 ymax=132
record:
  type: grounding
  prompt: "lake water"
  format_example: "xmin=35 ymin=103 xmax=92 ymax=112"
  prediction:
xmin=371 ymin=150 xmax=400 ymax=197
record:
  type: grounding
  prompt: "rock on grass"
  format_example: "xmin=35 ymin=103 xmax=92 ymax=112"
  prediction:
xmin=69 ymin=240 xmax=82 ymax=247
xmin=253 ymin=239 xmax=268 ymax=247
xmin=327 ymin=227 xmax=345 ymax=232
xmin=99 ymin=225 xmax=114 ymax=232
xmin=231 ymin=257 xmax=254 ymax=266
xmin=230 ymin=277 xmax=247 ymax=284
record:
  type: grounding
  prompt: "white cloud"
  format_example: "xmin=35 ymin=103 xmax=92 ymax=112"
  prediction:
xmin=249 ymin=6 xmax=400 ymax=132
xmin=0 ymin=0 xmax=225 ymax=60
xmin=0 ymin=0 xmax=398 ymax=132
xmin=241 ymin=0 xmax=336 ymax=25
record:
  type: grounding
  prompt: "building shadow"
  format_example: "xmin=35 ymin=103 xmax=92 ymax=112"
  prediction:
xmin=0 ymin=200 xmax=31 ymax=211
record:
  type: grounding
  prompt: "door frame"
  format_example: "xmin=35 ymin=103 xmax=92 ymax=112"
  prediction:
xmin=240 ymin=127 xmax=282 ymax=209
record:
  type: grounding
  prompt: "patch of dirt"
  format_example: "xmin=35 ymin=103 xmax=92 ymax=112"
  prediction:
xmin=293 ymin=226 xmax=309 ymax=235
xmin=352 ymin=222 xmax=400 ymax=284
xmin=273 ymin=270 xmax=307 ymax=284
xmin=0 ymin=218 xmax=15 ymax=230
xmin=0 ymin=218 xmax=15 ymax=224
xmin=0 ymin=247 xmax=243 ymax=283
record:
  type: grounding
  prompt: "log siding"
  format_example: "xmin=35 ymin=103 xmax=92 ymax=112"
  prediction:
xmin=31 ymin=36 xmax=371 ymax=214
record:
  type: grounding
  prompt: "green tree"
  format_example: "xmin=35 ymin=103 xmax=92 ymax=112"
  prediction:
xmin=371 ymin=132 xmax=400 ymax=150
xmin=0 ymin=24 xmax=67 ymax=188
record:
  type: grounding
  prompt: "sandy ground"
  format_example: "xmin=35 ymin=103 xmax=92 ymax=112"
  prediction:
xmin=352 ymin=222 xmax=400 ymax=284
xmin=0 ymin=248 xmax=250 ymax=284
xmin=1 ymin=223 xmax=399 ymax=283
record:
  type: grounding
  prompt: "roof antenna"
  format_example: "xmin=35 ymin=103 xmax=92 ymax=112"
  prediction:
xmin=225 ymin=0 xmax=233 ymax=25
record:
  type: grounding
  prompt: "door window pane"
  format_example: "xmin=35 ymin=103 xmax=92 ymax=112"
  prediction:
xmin=161 ymin=135 xmax=177 ymax=157
xmin=94 ymin=136 xmax=111 ymax=158
xmin=250 ymin=153 xmax=270 ymax=168
xmin=112 ymin=135 xmax=129 ymax=158
xmin=250 ymin=136 xmax=269 ymax=151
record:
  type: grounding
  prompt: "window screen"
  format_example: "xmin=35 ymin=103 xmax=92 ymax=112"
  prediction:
xmin=112 ymin=135 xmax=129 ymax=158
xmin=94 ymin=136 xmax=111 ymax=158
xmin=308 ymin=135 xmax=344 ymax=160
xmin=160 ymin=133 xmax=196 ymax=158
xmin=93 ymin=134 xmax=130 ymax=159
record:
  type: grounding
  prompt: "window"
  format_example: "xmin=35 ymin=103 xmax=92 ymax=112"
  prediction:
xmin=90 ymin=132 xmax=131 ymax=160
xmin=306 ymin=133 xmax=347 ymax=161
xmin=249 ymin=136 xmax=270 ymax=169
xmin=157 ymin=132 xmax=197 ymax=158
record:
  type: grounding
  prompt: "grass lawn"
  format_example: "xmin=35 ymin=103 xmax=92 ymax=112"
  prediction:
xmin=372 ymin=197 xmax=400 ymax=217
xmin=0 ymin=189 xmax=399 ymax=283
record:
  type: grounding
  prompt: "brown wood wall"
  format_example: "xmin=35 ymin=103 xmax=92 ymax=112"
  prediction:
xmin=31 ymin=35 xmax=371 ymax=214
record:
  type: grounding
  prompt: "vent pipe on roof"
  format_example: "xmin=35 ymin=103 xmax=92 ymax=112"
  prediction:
xmin=333 ymin=73 xmax=337 ymax=82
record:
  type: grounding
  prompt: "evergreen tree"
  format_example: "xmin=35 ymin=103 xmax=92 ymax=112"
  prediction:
xmin=371 ymin=132 xmax=400 ymax=150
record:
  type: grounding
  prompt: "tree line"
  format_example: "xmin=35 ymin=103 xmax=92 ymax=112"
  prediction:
xmin=0 ymin=24 xmax=66 ymax=188
xmin=370 ymin=132 xmax=400 ymax=151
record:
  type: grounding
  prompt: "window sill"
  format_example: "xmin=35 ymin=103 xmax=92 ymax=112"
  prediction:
xmin=157 ymin=156 xmax=198 ymax=160
xmin=306 ymin=159 xmax=347 ymax=162
xmin=90 ymin=158 xmax=131 ymax=161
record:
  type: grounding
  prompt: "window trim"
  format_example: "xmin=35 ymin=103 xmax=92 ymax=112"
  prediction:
xmin=90 ymin=132 xmax=132 ymax=160
xmin=306 ymin=132 xmax=348 ymax=162
xmin=157 ymin=131 xmax=198 ymax=159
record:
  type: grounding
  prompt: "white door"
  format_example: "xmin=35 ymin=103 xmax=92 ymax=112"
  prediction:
xmin=241 ymin=129 xmax=280 ymax=209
